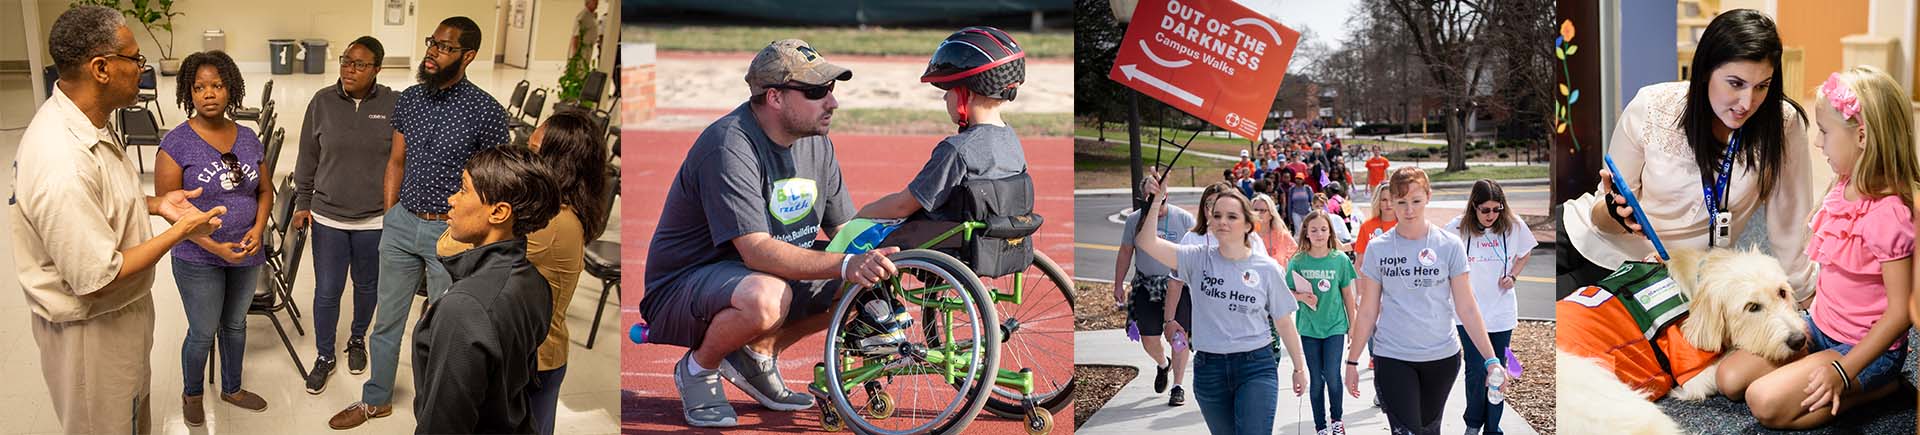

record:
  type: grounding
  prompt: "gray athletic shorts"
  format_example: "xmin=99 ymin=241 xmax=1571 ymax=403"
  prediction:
xmin=640 ymin=261 xmax=845 ymax=349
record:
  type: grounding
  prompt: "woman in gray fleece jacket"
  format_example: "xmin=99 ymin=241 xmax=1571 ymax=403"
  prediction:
xmin=291 ymin=36 xmax=401 ymax=394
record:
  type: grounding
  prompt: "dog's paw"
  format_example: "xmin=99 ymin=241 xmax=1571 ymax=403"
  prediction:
xmin=1667 ymin=364 xmax=1720 ymax=401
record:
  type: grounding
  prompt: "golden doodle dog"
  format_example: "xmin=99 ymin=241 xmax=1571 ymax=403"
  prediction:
xmin=1556 ymin=248 xmax=1808 ymax=435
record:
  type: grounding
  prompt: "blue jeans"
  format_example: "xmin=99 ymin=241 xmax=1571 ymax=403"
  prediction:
xmin=361 ymin=204 xmax=450 ymax=406
xmin=1302 ymin=334 xmax=1346 ymax=430
xmin=173 ymin=258 xmax=259 ymax=396
xmin=1192 ymin=347 xmax=1279 ymax=435
xmin=311 ymin=222 xmax=381 ymax=358
xmin=1805 ymin=313 xmax=1907 ymax=391
xmin=530 ymin=365 xmax=568 ymax=435
xmin=1458 ymin=326 xmax=1512 ymax=434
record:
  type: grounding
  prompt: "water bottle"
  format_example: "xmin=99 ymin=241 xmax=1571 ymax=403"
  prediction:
xmin=1171 ymin=330 xmax=1189 ymax=353
xmin=1486 ymin=357 xmax=1507 ymax=405
xmin=629 ymin=323 xmax=650 ymax=344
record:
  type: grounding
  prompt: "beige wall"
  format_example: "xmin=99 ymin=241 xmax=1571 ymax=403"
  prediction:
xmin=532 ymin=0 xmax=585 ymax=62
xmin=25 ymin=0 xmax=593 ymax=71
xmin=418 ymin=0 xmax=498 ymax=68
xmin=36 ymin=0 xmax=377 ymax=66
xmin=2 ymin=0 xmax=27 ymax=62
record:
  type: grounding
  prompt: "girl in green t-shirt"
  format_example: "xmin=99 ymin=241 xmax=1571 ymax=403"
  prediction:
xmin=1289 ymin=209 xmax=1358 ymax=435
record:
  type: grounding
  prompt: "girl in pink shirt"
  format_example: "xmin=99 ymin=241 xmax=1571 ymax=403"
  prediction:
xmin=1726 ymin=67 xmax=1916 ymax=430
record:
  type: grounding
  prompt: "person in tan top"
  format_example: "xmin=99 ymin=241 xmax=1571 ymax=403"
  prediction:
xmin=434 ymin=109 xmax=608 ymax=435
xmin=10 ymin=6 xmax=225 ymax=434
xmin=1562 ymin=9 xmax=1818 ymax=301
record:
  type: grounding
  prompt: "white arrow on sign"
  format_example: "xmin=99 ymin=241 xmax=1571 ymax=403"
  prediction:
xmin=1118 ymin=64 xmax=1204 ymax=107
xmin=1138 ymin=40 xmax=1192 ymax=68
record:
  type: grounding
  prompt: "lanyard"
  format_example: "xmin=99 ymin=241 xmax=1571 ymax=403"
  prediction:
xmin=1703 ymin=131 xmax=1740 ymax=247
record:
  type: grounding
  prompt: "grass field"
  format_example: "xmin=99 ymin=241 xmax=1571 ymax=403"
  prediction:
xmin=624 ymin=25 xmax=1074 ymax=59
xmin=834 ymin=109 xmax=1072 ymax=136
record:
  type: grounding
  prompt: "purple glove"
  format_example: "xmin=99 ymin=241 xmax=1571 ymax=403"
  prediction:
xmin=1126 ymin=320 xmax=1142 ymax=342
xmin=1506 ymin=347 xmax=1523 ymax=378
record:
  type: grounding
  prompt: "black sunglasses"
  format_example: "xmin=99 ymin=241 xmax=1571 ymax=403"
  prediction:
xmin=1477 ymin=206 xmax=1506 ymax=215
xmin=220 ymin=152 xmax=242 ymax=187
xmin=768 ymin=82 xmax=834 ymax=100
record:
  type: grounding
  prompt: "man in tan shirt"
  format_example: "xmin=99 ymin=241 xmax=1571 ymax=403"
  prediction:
xmin=10 ymin=6 xmax=225 ymax=433
xmin=569 ymin=0 xmax=602 ymax=63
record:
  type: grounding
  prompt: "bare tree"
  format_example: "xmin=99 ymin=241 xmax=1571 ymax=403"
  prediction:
xmin=1379 ymin=0 xmax=1549 ymax=171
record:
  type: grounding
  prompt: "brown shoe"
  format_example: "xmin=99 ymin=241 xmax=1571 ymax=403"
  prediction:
xmin=328 ymin=402 xmax=393 ymax=430
xmin=220 ymin=389 xmax=268 ymax=412
xmin=182 ymin=394 xmax=204 ymax=427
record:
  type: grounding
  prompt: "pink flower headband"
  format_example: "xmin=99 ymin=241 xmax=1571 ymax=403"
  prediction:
xmin=1821 ymin=72 xmax=1862 ymax=121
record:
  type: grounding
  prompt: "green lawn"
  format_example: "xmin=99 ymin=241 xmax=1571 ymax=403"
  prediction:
xmin=1427 ymin=165 xmax=1550 ymax=182
xmin=625 ymin=25 xmax=1074 ymax=59
xmin=835 ymin=109 xmax=1072 ymax=136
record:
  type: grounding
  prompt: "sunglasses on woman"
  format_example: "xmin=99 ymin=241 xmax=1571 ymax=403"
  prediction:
xmin=1477 ymin=205 xmax=1505 ymax=215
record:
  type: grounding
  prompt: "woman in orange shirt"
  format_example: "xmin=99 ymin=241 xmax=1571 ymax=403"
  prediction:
xmin=1354 ymin=183 xmax=1398 ymax=261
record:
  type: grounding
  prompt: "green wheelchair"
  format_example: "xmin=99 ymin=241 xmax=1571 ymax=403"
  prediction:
xmin=808 ymin=176 xmax=1075 ymax=435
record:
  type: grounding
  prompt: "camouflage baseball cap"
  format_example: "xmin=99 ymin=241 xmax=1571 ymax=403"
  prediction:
xmin=746 ymin=39 xmax=853 ymax=90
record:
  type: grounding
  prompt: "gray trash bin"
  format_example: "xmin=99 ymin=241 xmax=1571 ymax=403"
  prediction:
xmin=269 ymin=39 xmax=296 ymax=75
xmin=302 ymin=39 xmax=329 ymax=74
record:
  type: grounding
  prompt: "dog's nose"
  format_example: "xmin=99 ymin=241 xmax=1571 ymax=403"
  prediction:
xmin=1786 ymin=333 xmax=1808 ymax=351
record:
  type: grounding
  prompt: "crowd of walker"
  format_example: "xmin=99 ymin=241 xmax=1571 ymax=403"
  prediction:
xmin=1114 ymin=122 xmax=1536 ymax=435
xmin=10 ymin=3 xmax=611 ymax=433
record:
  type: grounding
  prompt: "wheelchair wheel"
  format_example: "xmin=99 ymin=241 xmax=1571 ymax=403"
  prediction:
xmin=822 ymin=249 xmax=999 ymax=435
xmin=981 ymin=249 xmax=1077 ymax=419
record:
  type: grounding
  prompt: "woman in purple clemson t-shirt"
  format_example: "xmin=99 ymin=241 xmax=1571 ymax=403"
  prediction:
xmin=154 ymin=50 xmax=273 ymax=424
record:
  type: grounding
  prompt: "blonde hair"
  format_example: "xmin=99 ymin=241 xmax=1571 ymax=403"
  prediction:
xmin=1250 ymin=193 xmax=1285 ymax=233
xmin=1372 ymin=183 xmax=1394 ymax=222
xmin=1824 ymin=65 xmax=1920 ymax=206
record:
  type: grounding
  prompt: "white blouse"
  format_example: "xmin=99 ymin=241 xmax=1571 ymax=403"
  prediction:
xmin=1563 ymin=82 xmax=1818 ymax=297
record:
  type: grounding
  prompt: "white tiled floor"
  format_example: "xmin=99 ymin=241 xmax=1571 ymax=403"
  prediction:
xmin=0 ymin=63 xmax=620 ymax=434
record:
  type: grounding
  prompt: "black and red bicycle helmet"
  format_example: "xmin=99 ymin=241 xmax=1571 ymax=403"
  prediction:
xmin=922 ymin=26 xmax=1026 ymax=100
xmin=922 ymin=26 xmax=1025 ymax=128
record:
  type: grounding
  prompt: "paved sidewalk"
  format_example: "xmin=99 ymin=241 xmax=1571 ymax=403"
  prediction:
xmin=1075 ymin=330 xmax=1540 ymax=435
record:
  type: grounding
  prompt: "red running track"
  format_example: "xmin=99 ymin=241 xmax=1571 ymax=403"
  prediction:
xmin=620 ymin=129 xmax=1076 ymax=434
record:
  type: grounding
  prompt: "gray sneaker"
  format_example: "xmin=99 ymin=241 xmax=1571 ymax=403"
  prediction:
xmin=674 ymin=352 xmax=738 ymax=427
xmin=720 ymin=348 xmax=815 ymax=411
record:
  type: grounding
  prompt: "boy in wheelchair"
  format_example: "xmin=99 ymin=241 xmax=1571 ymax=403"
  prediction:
xmin=834 ymin=26 xmax=1040 ymax=357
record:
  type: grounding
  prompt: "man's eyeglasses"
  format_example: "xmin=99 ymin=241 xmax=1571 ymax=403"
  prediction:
xmin=338 ymin=57 xmax=377 ymax=71
xmin=99 ymin=53 xmax=150 ymax=72
xmin=424 ymin=37 xmax=470 ymax=55
xmin=768 ymin=82 xmax=834 ymax=100
xmin=1477 ymin=206 xmax=1506 ymax=215
xmin=220 ymin=152 xmax=242 ymax=187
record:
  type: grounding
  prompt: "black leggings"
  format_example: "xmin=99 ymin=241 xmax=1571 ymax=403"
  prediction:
xmin=1374 ymin=352 xmax=1461 ymax=435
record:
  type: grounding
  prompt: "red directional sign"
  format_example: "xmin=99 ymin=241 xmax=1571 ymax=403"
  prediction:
xmin=1108 ymin=0 xmax=1299 ymax=141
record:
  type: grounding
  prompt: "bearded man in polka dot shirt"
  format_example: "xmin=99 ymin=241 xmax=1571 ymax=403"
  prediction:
xmin=327 ymin=15 xmax=512 ymax=430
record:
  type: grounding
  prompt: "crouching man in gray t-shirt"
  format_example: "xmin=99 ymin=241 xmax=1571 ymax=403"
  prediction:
xmin=640 ymin=40 xmax=898 ymax=428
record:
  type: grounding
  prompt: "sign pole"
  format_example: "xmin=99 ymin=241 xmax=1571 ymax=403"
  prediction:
xmin=1129 ymin=91 xmax=1145 ymax=212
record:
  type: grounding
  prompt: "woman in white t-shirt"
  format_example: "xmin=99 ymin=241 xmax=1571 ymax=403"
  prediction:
xmin=1346 ymin=167 xmax=1504 ymax=435
xmin=1444 ymin=179 xmax=1536 ymax=435
xmin=1137 ymin=177 xmax=1307 ymax=435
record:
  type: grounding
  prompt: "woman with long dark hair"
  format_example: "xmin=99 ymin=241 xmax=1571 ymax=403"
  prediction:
xmin=522 ymin=109 xmax=609 ymax=434
xmin=1447 ymin=179 xmax=1536 ymax=435
xmin=1563 ymin=9 xmax=1817 ymax=300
